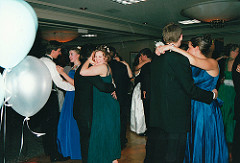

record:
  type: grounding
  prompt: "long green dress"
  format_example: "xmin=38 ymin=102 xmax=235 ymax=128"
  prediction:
xmin=218 ymin=59 xmax=236 ymax=143
xmin=88 ymin=74 xmax=121 ymax=163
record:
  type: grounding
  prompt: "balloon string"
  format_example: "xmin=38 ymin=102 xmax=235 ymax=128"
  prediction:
xmin=19 ymin=117 xmax=46 ymax=156
xmin=25 ymin=118 xmax=46 ymax=137
xmin=1 ymin=70 xmax=12 ymax=162
xmin=0 ymin=97 xmax=11 ymax=134
xmin=2 ymin=68 xmax=10 ymax=79
xmin=2 ymin=68 xmax=12 ymax=107
xmin=0 ymin=104 xmax=3 ymax=134
xmin=3 ymin=104 xmax=6 ymax=163
xmin=0 ymin=100 xmax=8 ymax=163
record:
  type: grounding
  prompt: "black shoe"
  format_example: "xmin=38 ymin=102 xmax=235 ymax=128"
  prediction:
xmin=121 ymin=138 xmax=128 ymax=145
xmin=50 ymin=155 xmax=69 ymax=162
xmin=138 ymin=130 xmax=147 ymax=136
xmin=121 ymin=143 xmax=127 ymax=150
xmin=138 ymin=133 xmax=146 ymax=136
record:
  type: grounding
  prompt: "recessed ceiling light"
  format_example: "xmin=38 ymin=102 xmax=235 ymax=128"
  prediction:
xmin=112 ymin=0 xmax=147 ymax=5
xmin=178 ymin=19 xmax=201 ymax=25
xmin=82 ymin=34 xmax=97 ymax=38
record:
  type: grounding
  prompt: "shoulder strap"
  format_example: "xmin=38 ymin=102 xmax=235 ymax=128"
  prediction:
xmin=106 ymin=64 xmax=110 ymax=76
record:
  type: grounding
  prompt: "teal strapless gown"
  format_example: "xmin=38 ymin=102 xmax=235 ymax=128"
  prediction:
xmin=88 ymin=75 xmax=121 ymax=163
xmin=184 ymin=66 xmax=228 ymax=163
xmin=57 ymin=70 xmax=82 ymax=159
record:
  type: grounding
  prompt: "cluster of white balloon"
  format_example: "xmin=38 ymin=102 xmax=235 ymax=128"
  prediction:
xmin=0 ymin=0 xmax=52 ymax=118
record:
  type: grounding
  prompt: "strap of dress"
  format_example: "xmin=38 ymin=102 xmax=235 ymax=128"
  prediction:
xmin=106 ymin=64 xmax=110 ymax=76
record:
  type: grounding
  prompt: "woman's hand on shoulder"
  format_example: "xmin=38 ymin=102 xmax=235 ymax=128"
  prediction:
xmin=236 ymin=64 xmax=240 ymax=73
xmin=155 ymin=45 xmax=172 ymax=56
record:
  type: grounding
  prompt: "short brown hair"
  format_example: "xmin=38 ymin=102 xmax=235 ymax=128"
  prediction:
xmin=162 ymin=23 xmax=182 ymax=43
xmin=46 ymin=40 xmax=63 ymax=54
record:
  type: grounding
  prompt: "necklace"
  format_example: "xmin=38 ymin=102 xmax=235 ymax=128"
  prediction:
xmin=72 ymin=64 xmax=80 ymax=70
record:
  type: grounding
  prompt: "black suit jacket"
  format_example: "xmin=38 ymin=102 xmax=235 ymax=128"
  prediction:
xmin=135 ymin=62 xmax=151 ymax=101
xmin=109 ymin=60 xmax=130 ymax=106
xmin=150 ymin=52 xmax=213 ymax=133
xmin=232 ymin=55 xmax=240 ymax=120
xmin=73 ymin=64 xmax=115 ymax=125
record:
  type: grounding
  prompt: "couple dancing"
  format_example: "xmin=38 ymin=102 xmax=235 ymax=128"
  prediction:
xmin=145 ymin=23 xmax=228 ymax=162
xmin=73 ymin=45 xmax=121 ymax=163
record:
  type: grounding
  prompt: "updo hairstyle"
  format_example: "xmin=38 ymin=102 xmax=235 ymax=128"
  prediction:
xmin=190 ymin=35 xmax=212 ymax=56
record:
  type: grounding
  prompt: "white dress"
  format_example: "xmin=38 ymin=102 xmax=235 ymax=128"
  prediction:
xmin=130 ymin=72 xmax=146 ymax=134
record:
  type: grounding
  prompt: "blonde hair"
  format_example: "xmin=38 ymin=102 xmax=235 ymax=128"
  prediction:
xmin=162 ymin=23 xmax=182 ymax=43
xmin=94 ymin=45 xmax=111 ymax=62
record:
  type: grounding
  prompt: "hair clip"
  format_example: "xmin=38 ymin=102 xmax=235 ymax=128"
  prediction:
xmin=107 ymin=48 xmax=110 ymax=53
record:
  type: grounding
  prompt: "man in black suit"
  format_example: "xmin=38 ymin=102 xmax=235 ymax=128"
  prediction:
xmin=144 ymin=23 xmax=218 ymax=163
xmin=108 ymin=46 xmax=131 ymax=149
xmin=135 ymin=48 xmax=152 ymax=133
xmin=73 ymin=44 xmax=115 ymax=163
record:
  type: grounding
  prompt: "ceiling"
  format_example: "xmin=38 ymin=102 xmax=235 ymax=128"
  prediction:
xmin=26 ymin=0 xmax=240 ymax=45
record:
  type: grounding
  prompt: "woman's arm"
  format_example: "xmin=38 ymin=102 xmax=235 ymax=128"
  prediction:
xmin=172 ymin=46 xmax=218 ymax=71
xmin=157 ymin=45 xmax=218 ymax=71
xmin=121 ymin=61 xmax=133 ymax=79
xmin=80 ymin=59 xmax=107 ymax=77
xmin=56 ymin=65 xmax=74 ymax=86
xmin=134 ymin=59 xmax=151 ymax=71
xmin=216 ymin=55 xmax=228 ymax=61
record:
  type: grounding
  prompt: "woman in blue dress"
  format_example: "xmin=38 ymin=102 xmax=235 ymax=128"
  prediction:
xmin=159 ymin=35 xmax=228 ymax=162
xmin=80 ymin=45 xmax=121 ymax=163
xmin=56 ymin=47 xmax=82 ymax=160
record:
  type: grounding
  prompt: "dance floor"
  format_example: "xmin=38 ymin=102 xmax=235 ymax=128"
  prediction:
xmin=21 ymin=128 xmax=146 ymax=163
xmin=0 ymin=108 xmax=146 ymax=163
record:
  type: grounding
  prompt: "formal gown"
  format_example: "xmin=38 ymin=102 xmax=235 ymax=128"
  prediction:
xmin=88 ymin=74 xmax=121 ymax=163
xmin=184 ymin=66 xmax=228 ymax=163
xmin=218 ymin=59 xmax=236 ymax=143
xmin=57 ymin=70 xmax=82 ymax=160
xmin=130 ymin=82 xmax=146 ymax=134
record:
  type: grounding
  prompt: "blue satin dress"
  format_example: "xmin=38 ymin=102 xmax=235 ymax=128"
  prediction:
xmin=57 ymin=70 xmax=82 ymax=160
xmin=184 ymin=66 xmax=228 ymax=163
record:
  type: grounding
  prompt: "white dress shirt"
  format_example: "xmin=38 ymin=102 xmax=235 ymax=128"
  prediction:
xmin=40 ymin=55 xmax=74 ymax=91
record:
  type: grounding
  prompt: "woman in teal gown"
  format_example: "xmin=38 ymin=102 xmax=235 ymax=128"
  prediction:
xmin=80 ymin=46 xmax=121 ymax=163
xmin=158 ymin=35 xmax=228 ymax=162
xmin=56 ymin=47 xmax=82 ymax=160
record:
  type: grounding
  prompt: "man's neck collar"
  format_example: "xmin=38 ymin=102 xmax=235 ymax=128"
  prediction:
xmin=167 ymin=42 xmax=180 ymax=48
xmin=46 ymin=54 xmax=53 ymax=60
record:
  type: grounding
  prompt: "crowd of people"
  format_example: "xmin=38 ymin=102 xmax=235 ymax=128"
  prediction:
xmin=22 ymin=22 xmax=239 ymax=163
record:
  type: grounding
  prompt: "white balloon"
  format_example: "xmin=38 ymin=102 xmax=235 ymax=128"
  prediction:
xmin=20 ymin=0 xmax=38 ymax=31
xmin=0 ymin=0 xmax=38 ymax=68
xmin=0 ymin=73 xmax=5 ymax=108
xmin=4 ymin=56 xmax=52 ymax=117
